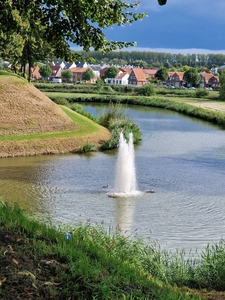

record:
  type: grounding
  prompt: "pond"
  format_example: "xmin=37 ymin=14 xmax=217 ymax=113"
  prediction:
xmin=1 ymin=104 xmax=225 ymax=254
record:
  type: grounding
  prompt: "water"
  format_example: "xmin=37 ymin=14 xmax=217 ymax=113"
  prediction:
xmin=112 ymin=132 xmax=141 ymax=197
xmin=0 ymin=104 xmax=225 ymax=254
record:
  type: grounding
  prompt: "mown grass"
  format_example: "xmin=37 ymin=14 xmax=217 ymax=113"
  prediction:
xmin=0 ymin=106 xmax=100 ymax=141
xmin=0 ymin=201 xmax=205 ymax=300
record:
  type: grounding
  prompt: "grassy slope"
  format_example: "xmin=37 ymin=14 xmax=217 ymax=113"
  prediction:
xmin=0 ymin=72 xmax=110 ymax=157
xmin=0 ymin=202 xmax=204 ymax=300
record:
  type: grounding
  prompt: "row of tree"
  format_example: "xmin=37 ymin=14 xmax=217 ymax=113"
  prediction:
xmin=75 ymin=50 xmax=225 ymax=70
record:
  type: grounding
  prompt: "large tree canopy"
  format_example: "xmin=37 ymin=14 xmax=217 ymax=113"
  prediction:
xmin=0 ymin=0 xmax=152 ymax=62
xmin=0 ymin=0 xmax=167 ymax=79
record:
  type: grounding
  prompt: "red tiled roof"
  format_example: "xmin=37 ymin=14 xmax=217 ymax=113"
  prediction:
xmin=200 ymin=72 xmax=215 ymax=84
xmin=132 ymin=68 xmax=147 ymax=81
xmin=70 ymin=67 xmax=88 ymax=73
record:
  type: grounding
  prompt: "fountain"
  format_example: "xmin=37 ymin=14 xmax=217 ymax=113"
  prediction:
xmin=109 ymin=132 xmax=141 ymax=198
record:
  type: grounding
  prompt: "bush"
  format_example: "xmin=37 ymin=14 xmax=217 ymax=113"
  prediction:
xmin=136 ymin=84 xmax=155 ymax=96
xmin=51 ymin=97 xmax=69 ymax=106
xmin=195 ymin=88 xmax=209 ymax=98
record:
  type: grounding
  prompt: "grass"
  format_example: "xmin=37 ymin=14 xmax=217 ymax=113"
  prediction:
xmin=0 ymin=106 xmax=100 ymax=141
xmin=43 ymin=90 xmax=225 ymax=129
xmin=0 ymin=201 xmax=205 ymax=300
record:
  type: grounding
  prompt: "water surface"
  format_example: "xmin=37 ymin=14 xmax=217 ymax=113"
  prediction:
xmin=1 ymin=105 xmax=225 ymax=254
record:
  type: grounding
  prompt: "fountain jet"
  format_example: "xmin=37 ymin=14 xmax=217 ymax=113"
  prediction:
xmin=109 ymin=132 xmax=141 ymax=198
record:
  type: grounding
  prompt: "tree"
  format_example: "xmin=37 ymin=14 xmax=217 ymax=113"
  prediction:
xmin=0 ymin=0 xmax=148 ymax=67
xmin=39 ymin=65 xmax=52 ymax=79
xmin=96 ymin=78 xmax=104 ymax=91
xmin=61 ymin=69 xmax=73 ymax=82
xmin=219 ymin=70 xmax=225 ymax=100
xmin=133 ymin=60 xmax=148 ymax=69
xmin=104 ymin=66 xmax=119 ymax=79
xmin=155 ymin=67 xmax=168 ymax=82
xmin=184 ymin=68 xmax=200 ymax=87
xmin=82 ymin=68 xmax=95 ymax=82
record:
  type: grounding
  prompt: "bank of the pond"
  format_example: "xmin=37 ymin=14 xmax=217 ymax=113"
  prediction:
xmin=0 ymin=202 xmax=215 ymax=300
xmin=46 ymin=92 xmax=225 ymax=129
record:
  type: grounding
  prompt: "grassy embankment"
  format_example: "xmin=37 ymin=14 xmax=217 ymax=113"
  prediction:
xmin=1 ymin=201 xmax=220 ymax=300
xmin=1 ymin=80 xmax=225 ymax=299
xmin=36 ymin=83 xmax=225 ymax=129
xmin=0 ymin=72 xmax=111 ymax=156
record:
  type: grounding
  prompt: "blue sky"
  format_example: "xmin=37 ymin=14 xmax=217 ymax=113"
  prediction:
xmin=102 ymin=0 xmax=225 ymax=54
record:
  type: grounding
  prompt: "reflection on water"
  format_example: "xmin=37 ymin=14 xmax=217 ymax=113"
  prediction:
xmin=0 ymin=105 xmax=225 ymax=254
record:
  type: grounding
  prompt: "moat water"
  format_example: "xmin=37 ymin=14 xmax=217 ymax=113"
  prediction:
xmin=1 ymin=104 xmax=225 ymax=254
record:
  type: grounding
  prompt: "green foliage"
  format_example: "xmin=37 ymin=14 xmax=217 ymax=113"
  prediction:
xmin=98 ymin=101 xmax=142 ymax=149
xmin=39 ymin=65 xmax=52 ymax=79
xmin=70 ymin=103 xmax=97 ymax=122
xmin=104 ymin=66 xmax=119 ymax=79
xmin=78 ymin=141 xmax=95 ymax=153
xmin=136 ymin=84 xmax=156 ymax=96
xmin=96 ymin=78 xmax=104 ymax=90
xmin=155 ymin=67 xmax=169 ymax=81
xmin=219 ymin=70 xmax=225 ymax=100
xmin=184 ymin=68 xmax=201 ymax=87
xmin=0 ymin=201 xmax=204 ymax=300
xmin=0 ymin=0 xmax=147 ymax=69
xmin=82 ymin=68 xmax=94 ymax=81
xmin=51 ymin=97 xmax=69 ymax=106
xmin=195 ymin=88 xmax=209 ymax=98
xmin=61 ymin=69 xmax=73 ymax=80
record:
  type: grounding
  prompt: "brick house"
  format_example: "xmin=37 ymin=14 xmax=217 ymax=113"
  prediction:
xmin=167 ymin=72 xmax=185 ymax=87
xmin=199 ymin=73 xmax=219 ymax=89
xmin=128 ymin=68 xmax=149 ymax=86
xmin=69 ymin=67 xmax=88 ymax=82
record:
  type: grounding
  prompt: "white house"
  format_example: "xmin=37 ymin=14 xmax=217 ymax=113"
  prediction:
xmin=106 ymin=72 xmax=129 ymax=85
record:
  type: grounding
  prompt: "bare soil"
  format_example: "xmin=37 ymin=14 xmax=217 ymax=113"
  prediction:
xmin=0 ymin=75 xmax=110 ymax=157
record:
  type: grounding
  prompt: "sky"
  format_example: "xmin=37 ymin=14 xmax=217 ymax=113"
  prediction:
xmin=101 ymin=0 xmax=225 ymax=55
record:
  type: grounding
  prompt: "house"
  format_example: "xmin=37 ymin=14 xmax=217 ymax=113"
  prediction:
xmin=76 ymin=62 xmax=88 ymax=68
xmin=167 ymin=72 xmax=185 ymax=87
xmin=63 ymin=62 xmax=77 ymax=70
xmin=55 ymin=61 xmax=66 ymax=69
xmin=128 ymin=68 xmax=149 ymax=86
xmin=69 ymin=67 xmax=88 ymax=82
xmin=199 ymin=73 xmax=219 ymax=89
xmin=30 ymin=66 xmax=41 ymax=80
xmin=106 ymin=72 xmax=129 ymax=85
xmin=143 ymin=69 xmax=158 ymax=80
xmin=88 ymin=65 xmax=102 ymax=78
xmin=50 ymin=65 xmax=62 ymax=81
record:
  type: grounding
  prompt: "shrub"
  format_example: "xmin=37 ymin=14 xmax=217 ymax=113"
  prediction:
xmin=51 ymin=97 xmax=69 ymax=106
xmin=195 ymin=88 xmax=209 ymax=98
xmin=136 ymin=84 xmax=155 ymax=96
xmin=78 ymin=141 xmax=95 ymax=153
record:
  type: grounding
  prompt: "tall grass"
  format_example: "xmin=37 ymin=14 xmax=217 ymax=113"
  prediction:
xmin=0 ymin=201 xmax=204 ymax=299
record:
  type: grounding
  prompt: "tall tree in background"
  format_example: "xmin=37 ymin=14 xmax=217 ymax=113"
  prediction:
xmin=82 ymin=68 xmax=95 ymax=82
xmin=184 ymin=68 xmax=200 ymax=87
xmin=104 ymin=66 xmax=119 ymax=79
xmin=155 ymin=67 xmax=168 ymax=82
xmin=219 ymin=70 xmax=225 ymax=100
